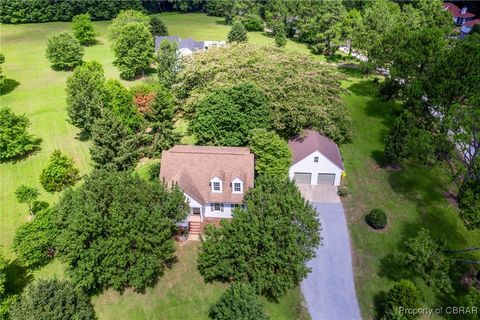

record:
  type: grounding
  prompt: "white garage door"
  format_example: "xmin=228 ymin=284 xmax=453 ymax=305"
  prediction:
xmin=317 ymin=173 xmax=335 ymax=185
xmin=293 ymin=172 xmax=312 ymax=184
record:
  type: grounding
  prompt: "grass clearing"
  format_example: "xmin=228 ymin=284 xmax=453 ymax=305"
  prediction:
xmin=339 ymin=73 xmax=480 ymax=319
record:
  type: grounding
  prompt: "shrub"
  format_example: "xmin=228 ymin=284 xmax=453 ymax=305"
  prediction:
xmin=39 ymin=150 xmax=80 ymax=193
xmin=209 ymin=283 xmax=270 ymax=320
xmin=14 ymin=185 xmax=39 ymax=215
xmin=0 ymin=107 xmax=42 ymax=161
xmin=337 ymin=186 xmax=348 ymax=197
xmin=274 ymin=22 xmax=287 ymax=47
xmin=150 ymin=15 xmax=168 ymax=36
xmin=227 ymin=21 xmax=248 ymax=43
xmin=147 ymin=162 xmax=161 ymax=181
xmin=365 ymin=208 xmax=387 ymax=229
xmin=10 ymin=279 xmax=96 ymax=320
xmin=0 ymin=53 xmax=5 ymax=89
xmin=241 ymin=14 xmax=264 ymax=31
xmin=72 ymin=13 xmax=96 ymax=45
xmin=32 ymin=201 xmax=49 ymax=215
xmin=45 ymin=33 xmax=84 ymax=70
xmin=382 ymin=280 xmax=421 ymax=320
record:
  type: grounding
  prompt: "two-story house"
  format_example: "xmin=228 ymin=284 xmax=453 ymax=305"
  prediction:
xmin=159 ymin=145 xmax=254 ymax=239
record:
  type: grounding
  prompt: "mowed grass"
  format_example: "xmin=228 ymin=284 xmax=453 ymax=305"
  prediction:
xmin=339 ymin=74 xmax=480 ymax=319
xmin=1 ymin=13 xmax=311 ymax=320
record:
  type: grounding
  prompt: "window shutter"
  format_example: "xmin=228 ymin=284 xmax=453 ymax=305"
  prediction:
xmin=210 ymin=203 xmax=213 ymax=210
xmin=221 ymin=203 xmax=224 ymax=212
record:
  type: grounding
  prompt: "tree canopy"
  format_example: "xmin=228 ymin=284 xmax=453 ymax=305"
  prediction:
xmin=156 ymin=40 xmax=180 ymax=88
xmin=45 ymin=32 xmax=84 ymax=70
xmin=10 ymin=279 xmax=96 ymax=320
xmin=15 ymin=185 xmax=39 ymax=215
xmin=108 ymin=9 xmax=150 ymax=41
xmin=72 ymin=13 xmax=97 ymax=45
xmin=66 ymin=61 xmax=105 ymax=136
xmin=112 ymin=22 xmax=154 ymax=80
xmin=54 ymin=169 xmax=188 ymax=293
xmin=247 ymin=129 xmax=292 ymax=178
xmin=174 ymin=44 xmax=350 ymax=143
xmin=39 ymin=150 xmax=80 ymax=193
xmin=227 ymin=21 xmax=248 ymax=43
xmin=209 ymin=282 xmax=270 ymax=320
xmin=190 ymin=82 xmax=272 ymax=147
xmin=13 ymin=209 xmax=57 ymax=269
xmin=198 ymin=175 xmax=320 ymax=299
xmin=150 ymin=15 xmax=168 ymax=36
xmin=0 ymin=107 xmax=42 ymax=162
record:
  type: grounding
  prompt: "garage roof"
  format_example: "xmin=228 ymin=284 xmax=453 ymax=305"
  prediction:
xmin=288 ymin=130 xmax=344 ymax=170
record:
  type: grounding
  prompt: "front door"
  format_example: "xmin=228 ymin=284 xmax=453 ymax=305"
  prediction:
xmin=192 ymin=207 xmax=201 ymax=215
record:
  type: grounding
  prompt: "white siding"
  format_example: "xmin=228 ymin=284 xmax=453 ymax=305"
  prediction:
xmin=204 ymin=202 xmax=235 ymax=218
xmin=289 ymin=151 xmax=343 ymax=186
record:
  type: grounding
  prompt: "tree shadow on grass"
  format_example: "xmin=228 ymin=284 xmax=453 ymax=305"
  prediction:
xmin=5 ymin=259 xmax=33 ymax=295
xmin=0 ymin=78 xmax=20 ymax=95
xmin=0 ymin=145 xmax=42 ymax=164
xmin=338 ymin=65 xmax=365 ymax=79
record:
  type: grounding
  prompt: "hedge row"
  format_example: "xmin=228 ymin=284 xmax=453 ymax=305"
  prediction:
xmin=0 ymin=0 xmax=142 ymax=24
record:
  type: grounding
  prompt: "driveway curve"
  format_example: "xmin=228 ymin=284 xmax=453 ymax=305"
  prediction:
xmin=301 ymin=202 xmax=362 ymax=320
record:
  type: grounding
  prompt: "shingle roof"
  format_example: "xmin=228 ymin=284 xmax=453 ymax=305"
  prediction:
xmin=159 ymin=145 xmax=254 ymax=204
xmin=443 ymin=2 xmax=475 ymax=19
xmin=464 ymin=19 xmax=480 ymax=27
xmin=288 ymin=129 xmax=344 ymax=170
xmin=155 ymin=36 xmax=204 ymax=52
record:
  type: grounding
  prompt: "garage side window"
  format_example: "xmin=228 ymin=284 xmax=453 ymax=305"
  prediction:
xmin=314 ymin=156 xmax=319 ymax=163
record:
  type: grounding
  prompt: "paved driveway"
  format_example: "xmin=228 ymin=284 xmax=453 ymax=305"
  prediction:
xmin=301 ymin=201 xmax=362 ymax=320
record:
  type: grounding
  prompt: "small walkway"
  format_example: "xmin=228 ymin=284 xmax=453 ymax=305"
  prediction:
xmin=299 ymin=185 xmax=361 ymax=320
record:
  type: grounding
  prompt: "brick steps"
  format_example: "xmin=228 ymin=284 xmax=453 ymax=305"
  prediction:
xmin=188 ymin=220 xmax=203 ymax=241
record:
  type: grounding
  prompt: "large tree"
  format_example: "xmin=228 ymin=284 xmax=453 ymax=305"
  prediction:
xmin=112 ymin=22 xmax=154 ymax=80
xmin=10 ymin=279 xmax=96 ymax=320
xmin=72 ymin=13 xmax=97 ymax=45
xmin=248 ymin=129 xmax=291 ymax=178
xmin=227 ymin=21 xmax=248 ymax=43
xmin=45 ymin=32 xmax=84 ymax=70
xmin=54 ymin=169 xmax=188 ymax=293
xmin=149 ymin=15 xmax=168 ymax=36
xmin=102 ymin=79 xmax=142 ymax=131
xmin=90 ymin=110 xmax=139 ymax=171
xmin=13 ymin=209 xmax=57 ymax=269
xmin=66 ymin=61 xmax=105 ymax=136
xmin=198 ymin=175 xmax=320 ymax=299
xmin=190 ymin=82 xmax=272 ymax=147
xmin=156 ymin=39 xmax=180 ymax=88
xmin=0 ymin=107 xmax=42 ymax=162
xmin=174 ymin=43 xmax=350 ymax=143
xmin=39 ymin=150 xmax=80 ymax=193
xmin=108 ymin=9 xmax=150 ymax=41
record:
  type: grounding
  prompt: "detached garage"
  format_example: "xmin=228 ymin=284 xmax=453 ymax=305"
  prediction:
xmin=288 ymin=130 xmax=344 ymax=186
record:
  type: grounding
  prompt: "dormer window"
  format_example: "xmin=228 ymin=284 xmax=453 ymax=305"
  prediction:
xmin=232 ymin=178 xmax=243 ymax=194
xmin=211 ymin=177 xmax=222 ymax=193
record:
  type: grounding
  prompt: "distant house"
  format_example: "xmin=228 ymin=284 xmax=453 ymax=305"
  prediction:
xmin=288 ymin=130 xmax=344 ymax=186
xmin=160 ymin=145 xmax=254 ymax=239
xmin=155 ymin=36 xmax=226 ymax=56
xmin=461 ymin=19 xmax=480 ymax=33
xmin=443 ymin=2 xmax=475 ymax=26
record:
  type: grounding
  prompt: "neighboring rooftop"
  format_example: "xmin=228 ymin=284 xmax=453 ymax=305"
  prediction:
xmin=155 ymin=36 xmax=204 ymax=52
xmin=443 ymin=2 xmax=475 ymax=18
xmin=160 ymin=145 xmax=254 ymax=204
xmin=464 ymin=18 xmax=480 ymax=27
xmin=288 ymin=129 xmax=344 ymax=170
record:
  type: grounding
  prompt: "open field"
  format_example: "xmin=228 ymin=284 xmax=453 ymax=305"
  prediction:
xmin=339 ymin=73 xmax=480 ymax=319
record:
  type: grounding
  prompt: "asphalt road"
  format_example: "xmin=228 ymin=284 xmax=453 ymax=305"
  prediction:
xmin=301 ymin=202 xmax=362 ymax=320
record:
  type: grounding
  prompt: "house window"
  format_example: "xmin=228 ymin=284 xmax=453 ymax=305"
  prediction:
xmin=314 ymin=156 xmax=319 ymax=163
xmin=213 ymin=182 xmax=221 ymax=192
xmin=212 ymin=203 xmax=224 ymax=212
xmin=234 ymin=182 xmax=242 ymax=192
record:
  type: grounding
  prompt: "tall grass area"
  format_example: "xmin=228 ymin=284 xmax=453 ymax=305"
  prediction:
xmin=339 ymin=73 xmax=480 ymax=319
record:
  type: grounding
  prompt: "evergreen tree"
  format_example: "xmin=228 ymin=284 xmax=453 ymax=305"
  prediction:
xmin=227 ymin=21 xmax=248 ymax=43
xmin=150 ymin=15 xmax=168 ymax=36
xmin=157 ymin=40 xmax=179 ymax=88
xmin=90 ymin=111 xmax=139 ymax=171
xmin=383 ymin=280 xmax=421 ymax=320
xmin=274 ymin=22 xmax=287 ymax=47
xmin=39 ymin=150 xmax=80 ymax=193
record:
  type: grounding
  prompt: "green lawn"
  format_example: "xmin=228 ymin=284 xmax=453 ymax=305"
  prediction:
xmin=339 ymin=73 xmax=480 ymax=319
xmin=1 ymin=13 xmax=311 ymax=320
